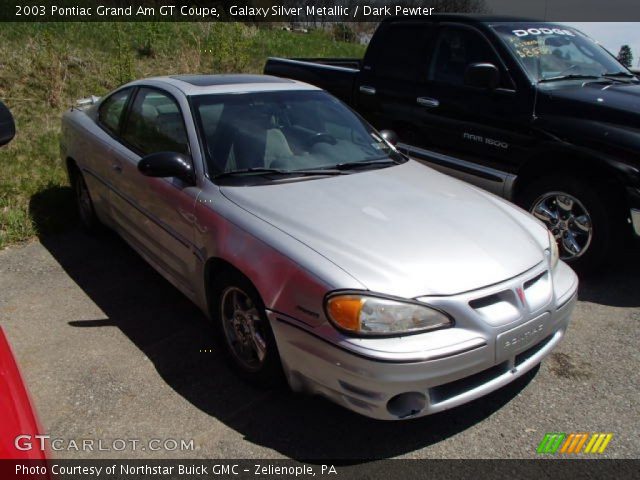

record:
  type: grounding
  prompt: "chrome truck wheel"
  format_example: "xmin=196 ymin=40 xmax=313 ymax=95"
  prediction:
xmin=531 ymin=192 xmax=593 ymax=260
xmin=518 ymin=175 xmax=620 ymax=273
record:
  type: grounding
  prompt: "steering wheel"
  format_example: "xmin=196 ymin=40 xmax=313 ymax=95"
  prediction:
xmin=306 ymin=133 xmax=337 ymax=149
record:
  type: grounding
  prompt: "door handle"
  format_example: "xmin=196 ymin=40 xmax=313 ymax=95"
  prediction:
xmin=359 ymin=85 xmax=376 ymax=96
xmin=417 ymin=97 xmax=440 ymax=108
xmin=112 ymin=163 xmax=123 ymax=173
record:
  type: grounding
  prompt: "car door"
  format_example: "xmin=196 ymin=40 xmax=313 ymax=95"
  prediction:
xmin=409 ymin=23 xmax=535 ymax=195
xmin=87 ymin=87 xmax=134 ymax=222
xmin=107 ymin=86 xmax=201 ymax=297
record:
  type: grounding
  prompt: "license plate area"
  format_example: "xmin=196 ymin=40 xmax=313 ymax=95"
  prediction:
xmin=496 ymin=313 xmax=550 ymax=363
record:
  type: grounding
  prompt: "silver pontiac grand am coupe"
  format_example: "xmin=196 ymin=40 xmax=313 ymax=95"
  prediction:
xmin=61 ymin=74 xmax=578 ymax=420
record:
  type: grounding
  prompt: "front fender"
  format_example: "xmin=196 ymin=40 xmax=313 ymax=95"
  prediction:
xmin=193 ymin=186 xmax=365 ymax=327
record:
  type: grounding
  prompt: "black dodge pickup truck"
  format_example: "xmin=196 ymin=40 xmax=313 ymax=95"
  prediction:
xmin=265 ymin=15 xmax=640 ymax=271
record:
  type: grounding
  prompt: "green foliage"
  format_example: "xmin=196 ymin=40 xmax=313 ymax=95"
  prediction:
xmin=332 ymin=24 xmax=356 ymax=43
xmin=617 ymin=45 xmax=633 ymax=68
xmin=0 ymin=22 xmax=366 ymax=248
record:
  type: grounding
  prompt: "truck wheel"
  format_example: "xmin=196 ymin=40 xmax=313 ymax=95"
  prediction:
xmin=72 ymin=168 xmax=104 ymax=234
xmin=517 ymin=176 xmax=617 ymax=273
xmin=212 ymin=271 xmax=283 ymax=387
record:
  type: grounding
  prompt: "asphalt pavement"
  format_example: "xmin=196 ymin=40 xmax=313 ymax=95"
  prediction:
xmin=0 ymin=230 xmax=638 ymax=460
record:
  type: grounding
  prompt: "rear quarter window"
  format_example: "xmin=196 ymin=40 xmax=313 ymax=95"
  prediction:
xmin=98 ymin=88 xmax=131 ymax=135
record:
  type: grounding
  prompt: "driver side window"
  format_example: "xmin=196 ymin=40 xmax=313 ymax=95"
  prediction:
xmin=430 ymin=27 xmax=503 ymax=87
xmin=122 ymin=88 xmax=190 ymax=156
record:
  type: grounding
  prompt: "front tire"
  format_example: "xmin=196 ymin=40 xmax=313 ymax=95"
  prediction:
xmin=212 ymin=271 xmax=283 ymax=386
xmin=517 ymin=176 xmax=619 ymax=273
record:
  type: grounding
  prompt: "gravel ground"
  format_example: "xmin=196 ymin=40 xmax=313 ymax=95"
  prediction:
xmin=0 ymin=230 xmax=638 ymax=460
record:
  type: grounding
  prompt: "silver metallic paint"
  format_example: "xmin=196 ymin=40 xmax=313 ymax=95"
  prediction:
xmin=61 ymin=76 xmax=578 ymax=420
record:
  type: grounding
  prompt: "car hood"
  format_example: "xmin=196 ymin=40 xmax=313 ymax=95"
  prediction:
xmin=220 ymin=161 xmax=547 ymax=298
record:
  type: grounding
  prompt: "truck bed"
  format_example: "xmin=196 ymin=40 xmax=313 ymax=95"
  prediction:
xmin=264 ymin=57 xmax=360 ymax=104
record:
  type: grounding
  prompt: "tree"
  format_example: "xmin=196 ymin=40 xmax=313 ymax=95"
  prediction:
xmin=617 ymin=45 xmax=633 ymax=68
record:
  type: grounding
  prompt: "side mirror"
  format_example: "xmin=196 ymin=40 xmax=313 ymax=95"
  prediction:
xmin=138 ymin=151 xmax=195 ymax=184
xmin=0 ymin=101 xmax=16 ymax=147
xmin=464 ymin=63 xmax=500 ymax=90
xmin=379 ymin=129 xmax=398 ymax=146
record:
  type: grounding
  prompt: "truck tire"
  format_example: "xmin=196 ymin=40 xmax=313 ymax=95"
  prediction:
xmin=211 ymin=270 xmax=283 ymax=387
xmin=517 ymin=176 xmax=619 ymax=273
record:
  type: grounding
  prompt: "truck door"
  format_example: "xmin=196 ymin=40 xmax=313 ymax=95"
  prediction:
xmin=408 ymin=23 xmax=535 ymax=196
xmin=354 ymin=21 xmax=434 ymax=145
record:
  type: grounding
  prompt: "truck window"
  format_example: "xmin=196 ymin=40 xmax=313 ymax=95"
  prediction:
xmin=372 ymin=24 xmax=431 ymax=82
xmin=491 ymin=23 xmax=630 ymax=82
xmin=430 ymin=27 xmax=503 ymax=86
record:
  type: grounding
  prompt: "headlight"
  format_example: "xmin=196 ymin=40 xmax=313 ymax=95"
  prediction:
xmin=325 ymin=293 xmax=453 ymax=336
xmin=547 ymin=230 xmax=559 ymax=269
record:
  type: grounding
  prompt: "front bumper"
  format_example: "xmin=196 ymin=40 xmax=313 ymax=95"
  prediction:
xmin=269 ymin=262 xmax=578 ymax=420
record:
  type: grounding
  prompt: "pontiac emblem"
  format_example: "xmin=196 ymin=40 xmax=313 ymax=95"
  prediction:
xmin=516 ymin=287 xmax=527 ymax=307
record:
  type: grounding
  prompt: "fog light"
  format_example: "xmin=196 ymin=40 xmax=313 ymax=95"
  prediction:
xmin=386 ymin=392 xmax=426 ymax=418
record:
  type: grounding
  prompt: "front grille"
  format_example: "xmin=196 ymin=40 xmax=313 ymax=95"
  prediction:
xmin=429 ymin=361 xmax=509 ymax=404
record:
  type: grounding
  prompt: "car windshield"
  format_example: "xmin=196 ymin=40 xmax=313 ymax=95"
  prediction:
xmin=491 ymin=23 xmax=632 ymax=82
xmin=191 ymin=90 xmax=403 ymax=179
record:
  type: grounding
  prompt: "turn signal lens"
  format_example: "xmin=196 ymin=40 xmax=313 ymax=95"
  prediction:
xmin=326 ymin=294 xmax=452 ymax=336
xmin=326 ymin=296 xmax=364 ymax=332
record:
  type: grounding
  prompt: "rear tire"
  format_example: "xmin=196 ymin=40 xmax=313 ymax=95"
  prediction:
xmin=517 ymin=175 xmax=620 ymax=273
xmin=71 ymin=166 xmax=104 ymax=234
xmin=211 ymin=270 xmax=283 ymax=387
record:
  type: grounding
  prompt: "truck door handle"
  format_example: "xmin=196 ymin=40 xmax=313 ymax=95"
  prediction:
xmin=112 ymin=163 xmax=123 ymax=173
xmin=359 ymin=85 xmax=376 ymax=96
xmin=417 ymin=97 xmax=440 ymax=108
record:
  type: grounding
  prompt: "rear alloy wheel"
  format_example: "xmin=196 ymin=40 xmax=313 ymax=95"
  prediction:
xmin=73 ymin=169 xmax=103 ymax=233
xmin=518 ymin=176 xmax=618 ymax=273
xmin=214 ymin=272 xmax=283 ymax=386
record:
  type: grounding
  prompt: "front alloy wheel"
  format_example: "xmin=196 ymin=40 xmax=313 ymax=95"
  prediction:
xmin=220 ymin=286 xmax=268 ymax=372
xmin=531 ymin=192 xmax=593 ymax=260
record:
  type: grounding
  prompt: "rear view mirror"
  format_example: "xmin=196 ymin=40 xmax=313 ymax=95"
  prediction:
xmin=138 ymin=151 xmax=195 ymax=184
xmin=0 ymin=101 xmax=16 ymax=147
xmin=464 ymin=63 xmax=500 ymax=90
xmin=379 ymin=129 xmax=398 ymax=146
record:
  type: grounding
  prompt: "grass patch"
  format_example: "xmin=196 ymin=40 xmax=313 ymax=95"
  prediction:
xmin=0 ymin=22 xmax=365 ymax=248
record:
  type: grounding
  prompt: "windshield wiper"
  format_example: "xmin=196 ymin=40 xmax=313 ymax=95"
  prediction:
xmin=330 ymin=158 xmax=400 ymax=171
xmin=538 ymin=74 xmax=603 ymax=83
xmin=603 ymin=71 xmax=636 ymax=78
xmin=214 ymin=167 xmax=345 ymax=180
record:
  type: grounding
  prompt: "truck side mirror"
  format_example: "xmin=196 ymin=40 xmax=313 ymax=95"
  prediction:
xmin=0 ymin=101 xmax=15 ymax=147
xmin=464 ymin=63 xmax=500 ymax=90
xmin=379 ymin=130 xmax=398 ymax=146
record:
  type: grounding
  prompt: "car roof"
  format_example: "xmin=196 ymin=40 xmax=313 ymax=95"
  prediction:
xmin=132 ymin=74 xmax=320 ymax=96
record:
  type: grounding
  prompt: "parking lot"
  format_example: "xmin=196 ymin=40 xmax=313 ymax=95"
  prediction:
xmin=1 ymin=229 xmax=638 ymax=459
